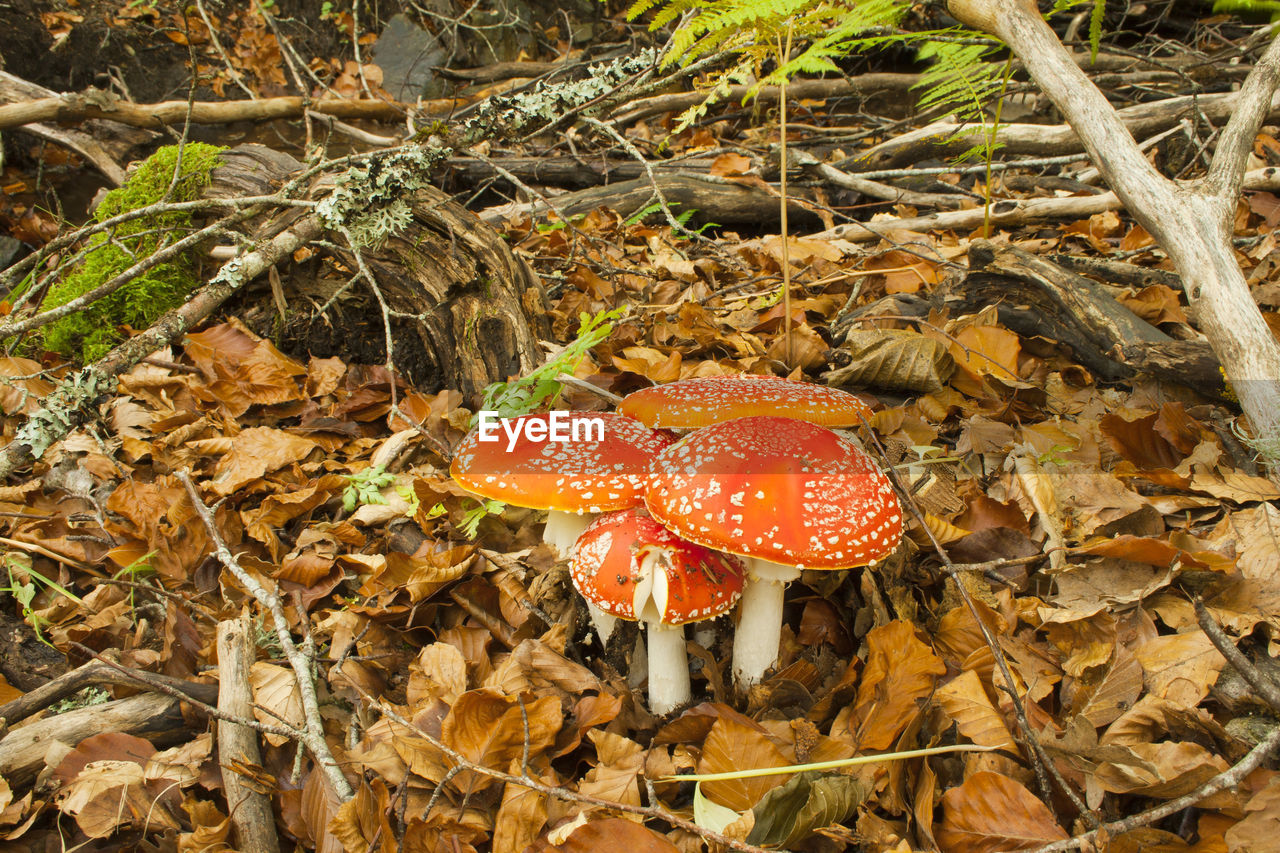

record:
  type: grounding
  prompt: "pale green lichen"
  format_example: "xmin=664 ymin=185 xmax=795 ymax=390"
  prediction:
xmin=460 ymin=48 xmax=659 ymax=141
xmin=14 ymin=366 xmax=106 ymax=459
xmin=316 ymin=147 xmax=443 ymax=250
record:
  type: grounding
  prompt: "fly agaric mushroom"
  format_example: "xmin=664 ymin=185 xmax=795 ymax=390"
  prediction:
xmin=644 ymin=415 xmax=901 ymax=688
xmin=619 ymin=374 xmax=875 ymax=430
xmin=571 ymin=508 xmax=744 ymax=714
xmin=450 ymin=411 xmax=673 ymax=642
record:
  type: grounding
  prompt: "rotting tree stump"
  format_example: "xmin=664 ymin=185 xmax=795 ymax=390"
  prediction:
xmin=207 ymin=144 xmax=548 ymax=396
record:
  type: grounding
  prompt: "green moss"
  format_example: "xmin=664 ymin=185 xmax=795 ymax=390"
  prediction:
xmin=38 ymin=143 xmax=225 ymax=362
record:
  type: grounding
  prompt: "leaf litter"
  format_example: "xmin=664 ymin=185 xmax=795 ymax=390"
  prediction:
xmin=2 ymin=54 xmax=1280 ymax=853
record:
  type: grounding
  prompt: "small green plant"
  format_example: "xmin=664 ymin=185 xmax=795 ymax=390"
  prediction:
xmin=21 ymin=143 xmax=224 ymax=362
xmin=535 ymin=213 xmax=587 ymax=233
xmin=478 ymin=306 xmax=624 ymax=421
xmin=624 ymin=201 xmax=717 ymax=235
xmin=458 ymin=499 xmax=506 ymax=538
xmin=1 ymin=550 xmax=82 ymax=645
xmin=112 ymin=551 xmax=156 ymax=616
xmin=342 ymin=464 xmax=396 ymax=511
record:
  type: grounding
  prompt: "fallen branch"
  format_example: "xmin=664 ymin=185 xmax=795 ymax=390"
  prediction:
xmin=217 ymin=617 xmax=281 ymax=853
xmin=0 ymin=70 xmax=155 ymax=185
xmin=0 ymin=93 xmax=412 ymax=132
xmin=0 ymin=693 xmax=185 ymax=789
xmin=0 ymin=659 xmax=217 ymax=728
xmin=810 ymin=165 xmax=1280 ymax=242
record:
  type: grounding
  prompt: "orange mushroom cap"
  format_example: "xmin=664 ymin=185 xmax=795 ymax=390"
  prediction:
xmin=619 ymin=375 xmax=874 ymax=430
xmin=645 ymin=416 xmax=902 ymax=569
xmin=450 ymin=411 xmax=673 ymax=514
xmin=570 ymin=508 xmax=745 ymax=625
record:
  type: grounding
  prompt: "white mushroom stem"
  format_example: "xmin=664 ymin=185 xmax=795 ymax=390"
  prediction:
xmin=732 ymin=559 xmax=803 ymax=689
xmin=543 ymin=510 xmax=618 ymax=644
xmin=633 ymin=550 xmax=693 ymax=715
xmin=543 ymin=510 xmax=594 ymax=556
xmin=586 ymin=605 xmax=618 ymax=648
xmin=645 ymin=620 xmax=691 ymax=715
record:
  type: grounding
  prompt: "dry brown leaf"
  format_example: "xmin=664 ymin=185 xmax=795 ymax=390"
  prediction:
xmin=936 ymin=771 xmax=1068 ymax=852
xmin=1226 ymin=774 xmax=1280 ymax=852
xmin=698 ymin=716 xmax=792 ymax=811
xmin=577 ymin=729 xmax=645 ymax=807
xmin=834 ymin=620 xmax=946 ymax=750
xmin=441 ymin=690 xmax=562 ymax=793
xmin=208 ymin=426 xmax=318 ymax=496
xmin=494 ymin=772 xmax=555 ymax=853
xmin=1094 ymin=741 xmax=1229 ymax=798
xmin=935 ymin=670 xmax=1017 ymax=749
xmin=250 ymin=662 xmax=307 ymax=746
xmin=1076 ymin=646 xmax=1144 ymax=729
xmin=553 ymin=818 xmax=680 ymax=852
xmin=328 ymin=779 xmax=395 ymax=853
xmin=1134 ymin=631 xmax=1226 ymax=706
xmin=58 ymin=760 xmax=180 ymax=839
xmin=827 ymin=328 xmax=955 ymax=393
xmin=950 ymin=325 xmax=1020 ymax=382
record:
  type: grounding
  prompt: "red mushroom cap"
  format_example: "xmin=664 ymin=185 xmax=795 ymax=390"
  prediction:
xmin=450 ymin=412 xmax=674 ymax=513
xmin=570 ymin=508 xmax=745 ymax=625
xmin=619 ymin=375 xmax=875 ymax=430
xmin=645 ymin=416 xmax=901 ymax=569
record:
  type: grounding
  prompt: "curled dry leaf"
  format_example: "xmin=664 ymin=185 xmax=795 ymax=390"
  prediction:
xmin=440 ymin=689 xmax=562 ymax=793
xmin=827 ymin=328 xmax=956 ymax=393
xmin=935 ymin=669 xmax=1017 ymax=750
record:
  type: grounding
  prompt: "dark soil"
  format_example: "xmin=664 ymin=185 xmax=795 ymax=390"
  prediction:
xmin=0 ymin=0 xmax=346 ymax=102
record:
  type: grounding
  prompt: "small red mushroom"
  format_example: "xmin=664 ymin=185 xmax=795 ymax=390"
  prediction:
xmin=619 ymin=374 xmax=875 ymax=430
xmin=644 ymin=415 xmax=901 ymax=688
xmin=571 ymin=508 xmax=744 ymax=714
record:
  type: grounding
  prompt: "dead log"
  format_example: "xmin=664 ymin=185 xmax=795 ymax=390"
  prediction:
xmin=954 ymin=241 xmax=1225 ymax=395
xmin=479 ymin=172 xmax=829 ymax=229
xmin=210 ymin=145 xmax=547 ymax=395
xmin=837 ymin=242 xmax=1226 ymax=397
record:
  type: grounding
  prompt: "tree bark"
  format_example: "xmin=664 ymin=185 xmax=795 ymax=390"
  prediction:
xmin=946 ymin=0 xmax=1280 ymax=474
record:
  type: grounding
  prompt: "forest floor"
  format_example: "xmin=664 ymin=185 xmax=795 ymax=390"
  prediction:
xmin=0 ymin=1 xmax=1279 ymax=852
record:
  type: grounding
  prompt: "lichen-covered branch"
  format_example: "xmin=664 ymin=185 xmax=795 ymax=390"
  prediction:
xmin=0 ymin=218 xmax=319 ymax=480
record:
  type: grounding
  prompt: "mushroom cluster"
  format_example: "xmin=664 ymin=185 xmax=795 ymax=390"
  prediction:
xmin=449 ymin=375 xmax=902 ymax=713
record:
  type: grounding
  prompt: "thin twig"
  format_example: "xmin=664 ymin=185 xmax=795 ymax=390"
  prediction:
xmin=178 ymin=471 xmax=353 ymax=800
